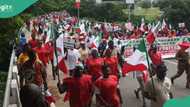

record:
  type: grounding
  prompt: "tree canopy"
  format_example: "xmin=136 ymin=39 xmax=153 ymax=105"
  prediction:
xmin=155 ymin=0 xmax=190 ymax=30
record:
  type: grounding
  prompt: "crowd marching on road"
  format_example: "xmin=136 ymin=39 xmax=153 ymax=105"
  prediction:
xmin=15 ymin=11 xmax=190 ymax=107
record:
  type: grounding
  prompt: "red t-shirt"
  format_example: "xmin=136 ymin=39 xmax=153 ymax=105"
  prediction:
xmin=148 ymin=50 xmax=162 ymax=65
xmin=95 ymin=75 xmax=120 ymax=107
xmin=44 ymin=43 xmax=54 ymax=61
xmin=63 ymin=75 xmax=92 ymax=107
xmin=34 ymin=47 xmax=49 ymax=66
xmin=86 ymin=57 xmax=104 ymax=80
xmin=28 ymin=39 xmax=38 ymax=49
xmin=104 ymin=56 xmax=119 ymax=76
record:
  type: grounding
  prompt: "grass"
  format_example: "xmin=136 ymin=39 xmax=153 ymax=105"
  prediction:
xmin=123 ymin=7 xmax=162 ymax=22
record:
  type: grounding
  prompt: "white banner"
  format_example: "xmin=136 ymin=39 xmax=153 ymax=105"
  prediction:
xmin=122 ymin=36 xmax=190 ymax=59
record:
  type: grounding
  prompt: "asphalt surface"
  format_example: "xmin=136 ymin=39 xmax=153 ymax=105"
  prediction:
xmin=47 ymin=59 xmax=190 ymax=107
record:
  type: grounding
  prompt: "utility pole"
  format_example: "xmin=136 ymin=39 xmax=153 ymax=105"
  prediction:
xmin=125 ymin=0 xmax=134 ymax=21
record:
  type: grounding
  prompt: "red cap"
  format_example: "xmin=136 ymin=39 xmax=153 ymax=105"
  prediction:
xmin=178 ymin=42 xmax=190 ymax=50
xmin=76 ymin=28 xmax=81 ymax=33
xmin=102 ymin=38 xmax=107 ymax=42
xmin=90 ymin=43 xmax=97 ymax=49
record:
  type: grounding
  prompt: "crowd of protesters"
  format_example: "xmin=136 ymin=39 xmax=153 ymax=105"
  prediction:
xmin=15 ymin=10 xmax=190 ymax=107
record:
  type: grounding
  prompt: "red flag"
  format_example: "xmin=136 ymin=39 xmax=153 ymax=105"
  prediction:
xmin=122 ymin=63 xmax=147 ymax=75
xmin=122 ymin=63 xmax=148 ymax=82
xmin=58 ymin=58 xmax=68 ymax=74
xmin=146 ymin=32 xmax=155 ymax=45
xmin=74 ymin=0 xmax=80 ymax=9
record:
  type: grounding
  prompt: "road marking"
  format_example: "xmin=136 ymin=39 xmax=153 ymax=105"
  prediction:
xmin=165 ymin=60 xmax=177 ymax=65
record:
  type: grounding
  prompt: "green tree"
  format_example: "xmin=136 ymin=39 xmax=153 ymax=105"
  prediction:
xmin=156 ymin=0 xmax=190 ymax=30
xmin=140 ymin=0 xmax=152 ymax=8
xmin=0 ymin=0 xmax=73 ymax=70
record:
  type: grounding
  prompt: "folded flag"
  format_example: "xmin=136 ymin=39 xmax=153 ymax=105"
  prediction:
xmin=53 ymin=34 xmax=68 ymax=74
xmin=58 ymin=57 xmax=68 ymax=74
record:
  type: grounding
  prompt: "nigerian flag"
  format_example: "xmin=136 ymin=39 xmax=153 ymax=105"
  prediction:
xmin=122 ymin=38 xmax=150 ymax=81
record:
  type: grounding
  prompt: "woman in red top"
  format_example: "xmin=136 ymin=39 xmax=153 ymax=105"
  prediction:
xmin=86 ymin=49 xmax=104 ymax=81
xmin=95 ymin=64 xmax=121 ymax=107
xmin=104 ymin=48 xmax=119 ymax=77
xmin=57 ymin=65 xmax=93 ymax=107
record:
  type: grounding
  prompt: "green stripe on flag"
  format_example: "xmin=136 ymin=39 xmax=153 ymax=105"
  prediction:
xmin=138 ymin=38 xmax=147 ymax=53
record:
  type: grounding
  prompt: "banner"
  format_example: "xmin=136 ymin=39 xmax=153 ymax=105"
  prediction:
xmin=63 ymin=37 xmax=75 ymax=49
xmin=122 ymin=36 xmax=190 ymax=59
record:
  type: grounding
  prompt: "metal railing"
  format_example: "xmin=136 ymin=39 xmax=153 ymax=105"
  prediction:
xmin=3 ymin=50 xmax=21 ymax=107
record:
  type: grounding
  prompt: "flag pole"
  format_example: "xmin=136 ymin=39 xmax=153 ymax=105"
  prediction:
xmin=77 ymin=8 xmax=80 ymax=23
xmin=52 ymin=22 xmax=60 ymax=82
xmin=142 ymin=37 xmax=156 ymax=94
xmin=76 ymin=0 xmax=80 ymax=27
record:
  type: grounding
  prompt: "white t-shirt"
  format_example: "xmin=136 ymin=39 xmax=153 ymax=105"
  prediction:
xmin=144 ymin=77 xmax=172 ymax=107
xmin=66 ymin=49 xmax=81 ymax=70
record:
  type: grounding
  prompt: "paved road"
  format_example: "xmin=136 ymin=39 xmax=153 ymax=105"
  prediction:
xmin=47 ymin=59 xmax=190 ymax=107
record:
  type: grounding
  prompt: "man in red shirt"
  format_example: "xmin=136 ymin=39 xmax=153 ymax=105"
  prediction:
xmin=86 ymin=49 xmax=104 ymax=81
xmin=57 ymin=64 xmax=93 ymax=107
xmin=28 ymin=33 xmax=38 ymax=49
xmin=95 ymin=64 xmax=121 ymax=107
xmin=148 ymin=44 xmax=163 ymax=76
xmin=104 ymin=48 xmax=119 ymax=78
xmin=34 ymin=40 xmax=49 ymax=66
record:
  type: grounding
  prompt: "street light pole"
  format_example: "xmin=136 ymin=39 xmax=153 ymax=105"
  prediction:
xmin=128 ymin=4 xmax=131 ymax=21
xmin=126 ymin=0 xmax=134 ymax=21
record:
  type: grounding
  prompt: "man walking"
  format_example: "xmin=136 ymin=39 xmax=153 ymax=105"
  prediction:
xmin=171 ymin=42 xmax=190 ymax=88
